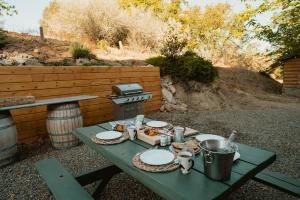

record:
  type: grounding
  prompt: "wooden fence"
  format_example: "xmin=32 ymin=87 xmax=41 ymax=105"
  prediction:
xmin=283 ymin=58 xmax=300 ymax=97
xmin=283 ymin=58 xmax=300 ymax=88
xmin=0 ymin=66 xmax=162 ymax=143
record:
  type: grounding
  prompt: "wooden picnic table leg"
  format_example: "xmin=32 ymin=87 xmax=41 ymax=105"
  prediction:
xmin=46 ymin=102 xmax=83 ymax=149
xmin=75 ymin=165 xmax=122 ymax=198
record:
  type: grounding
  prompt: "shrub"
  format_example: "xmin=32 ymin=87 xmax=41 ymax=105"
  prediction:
xmin=0 ymin=30 xmax=7 ymax=49
xmin=69 ymin=42 xmax=91 ymax=59
xmin=96 ymin=39 xmax=109 ymax=51
xmin=146 ymin=51 xmax=217 ymax=84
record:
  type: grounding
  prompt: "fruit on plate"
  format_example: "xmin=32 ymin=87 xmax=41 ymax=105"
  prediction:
xmin=144 ymin=128 xmax=160 ymax=136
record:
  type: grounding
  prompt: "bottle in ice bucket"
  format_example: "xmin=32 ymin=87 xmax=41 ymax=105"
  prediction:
xmin=199 ymin=131 xmax=238 ymax=180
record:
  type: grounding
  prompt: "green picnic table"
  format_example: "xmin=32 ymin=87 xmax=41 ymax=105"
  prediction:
xmin=69 ymin=118 xmax=276 ymax=200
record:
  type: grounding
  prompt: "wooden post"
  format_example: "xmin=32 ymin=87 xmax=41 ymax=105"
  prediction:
xmin=39 ymin=26 xmax=45 ymax=41
xmin=118 ymin=41 xmax=123 ymax=50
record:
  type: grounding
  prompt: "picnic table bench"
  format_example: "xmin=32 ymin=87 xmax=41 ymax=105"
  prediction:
xmin=35 ymin=118 xmax=299 ymax=199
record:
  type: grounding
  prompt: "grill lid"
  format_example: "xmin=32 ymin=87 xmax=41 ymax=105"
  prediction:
xmin=112 ymin=83 xmax=143 ymax=96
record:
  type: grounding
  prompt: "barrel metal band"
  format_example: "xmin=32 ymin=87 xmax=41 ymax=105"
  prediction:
xmin=47 ymin=114 xmax=82 ymax=120
xmin=49 ymin=132 xmax=75 ymax=136
xmin=0 ymin=122 xmax=15 ymax=131
xmin=51 ymin=139 xmax=79 ymax=144
xmin=0 ymin=144 xmax=17 ymax=153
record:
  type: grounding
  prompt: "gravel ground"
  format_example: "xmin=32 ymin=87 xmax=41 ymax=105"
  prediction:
xmin=0 ymin=107 xmax=299 ymax=200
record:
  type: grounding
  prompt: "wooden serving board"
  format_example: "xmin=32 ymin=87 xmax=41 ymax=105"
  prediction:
xmin=137 ymin=127 xmax=198 ymax=146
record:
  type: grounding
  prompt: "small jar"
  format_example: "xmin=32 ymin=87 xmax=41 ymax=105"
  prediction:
xmin=160 ymin=135 xmax=168 ymax=147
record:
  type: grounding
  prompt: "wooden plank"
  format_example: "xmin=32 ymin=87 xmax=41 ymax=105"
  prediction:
xmin=284 ymin=69 xmax=300 ymax=73
xmin=254 ymin=170 xmax=300 ymax=197
xmin=10 ymin=106 xmax=46 ymax=116
xmin=35 ymin=158 xmax=93 ymax=200
xmin=19 ymin=134 xmax=46 ymax=144
xmin=0 ymin=66 xmax=159 ymax=75
xmin=79 ymin=72 xmax=159 ymax=80
xmin=258 ymin=170 xmax=300 ymax=187
xmin=283 ymin=83 xmax=299 ymax=86
xmin=0 ymin=75 xmax=32 ymax=83
xmin=283 ymin=85 xmax=300 ymax=88
xmin=283 ymin=79 xmax=299 ymax=82
xmin=235 ymin=143 xmax=276 ymax=166
xmin=73 ymin=125 xmax=231 ymax=200
xmin=13 ymin=112 xmax=47 ymax=123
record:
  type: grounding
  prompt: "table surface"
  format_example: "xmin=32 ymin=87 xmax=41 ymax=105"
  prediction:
xmin=73 ymin=118 xmax=276 ymax=200
xmin=0 ymin=95 xmax=98 ymax=111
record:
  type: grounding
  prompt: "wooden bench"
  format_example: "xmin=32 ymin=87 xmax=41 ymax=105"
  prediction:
xmin=35 ymin=158 xmax=122 ymax=200
xmin=35 ymin=158 xmax=93 ymax=200
xmin=254 ymin=170 xmax=300 ymax=197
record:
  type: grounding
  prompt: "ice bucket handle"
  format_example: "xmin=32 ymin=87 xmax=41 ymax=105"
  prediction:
xmin=204 ymin=152 xmax=213 ymax=164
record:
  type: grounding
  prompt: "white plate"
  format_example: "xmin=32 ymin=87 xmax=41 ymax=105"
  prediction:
xmin=140 ymin=149 xmax=175 ymax=166
xmin=146 ymin=121 xmax=168 ymax=128
xmin=96 ymin=131 xmax=122 ymax=140
xmin=195 ymin=134 xmax=225 ymax=142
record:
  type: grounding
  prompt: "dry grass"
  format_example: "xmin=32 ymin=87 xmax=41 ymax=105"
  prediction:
xmin=41 ymin=0 xmax=166 ymax=51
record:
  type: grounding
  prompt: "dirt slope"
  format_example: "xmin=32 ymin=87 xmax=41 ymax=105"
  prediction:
xmin=0 ymin=31 xmax=149 ymax=66
xmin=173 ymin=67 xmax=300 ymax=111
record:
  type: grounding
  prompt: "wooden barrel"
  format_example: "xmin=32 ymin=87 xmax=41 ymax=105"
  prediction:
xmin=0 ymin=111 xmax=17 ymax=167
xmin=46 ymin=103 xmax=82 ymax=149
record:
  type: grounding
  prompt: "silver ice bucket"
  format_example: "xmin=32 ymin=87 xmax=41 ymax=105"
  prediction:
xmin=200 ymin=139 xmax=238 ymax=181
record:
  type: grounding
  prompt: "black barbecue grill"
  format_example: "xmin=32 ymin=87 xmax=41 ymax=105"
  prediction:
xmin=109 ymin=83 xmax=152 ymax=120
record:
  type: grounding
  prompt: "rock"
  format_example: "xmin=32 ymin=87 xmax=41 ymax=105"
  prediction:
xmin=24 ymin=58 xmax=42 ymax=66
xmin=33 ymin=48 xmax=39 ymax=53
xmin=169 ymin=85 xmax=176 ymax=94
xmin=162 ymin=88 xmax=173 ymax=103
xmin=76 ymin=58 xmax=91 ymax=65
xmin=171 ymin=98 xmax=177 ymax=105
xmin=0 ymin=59 xmax=14 ymax=65
xmin=12 ymin=53 xmax=33 ymax=64
xmin=181 ymin=103 xmax=188 ymax=108
xmin=164 ymin=103 xmax=173 ymax=112
xmin=160 ymin=105 xmax=165 ymax=112
xmin=170 ymin=103 xmax=188 ymax=112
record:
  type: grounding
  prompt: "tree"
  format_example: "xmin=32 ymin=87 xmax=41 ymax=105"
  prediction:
xmin=244 ymin=0 xmax=300 ymax=67
xmin=0 ymin=0 xmax=17 ymax=16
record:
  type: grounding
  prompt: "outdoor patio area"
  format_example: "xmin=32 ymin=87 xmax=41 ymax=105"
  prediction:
xmin=1 ymin=0 xmax=300 ymax=199
xmin=1 ymin=108 xmax=299 ymax=200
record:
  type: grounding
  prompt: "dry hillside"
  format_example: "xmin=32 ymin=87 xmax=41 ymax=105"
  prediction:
xmin=169 ymin=68 xmax=300 ymax=111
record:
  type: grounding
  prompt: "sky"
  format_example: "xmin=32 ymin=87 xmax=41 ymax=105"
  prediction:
xmin=1 ymin=0 xmax=51 ymax=34
xmin=1 ymin=0 xmax=256 ymax=35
